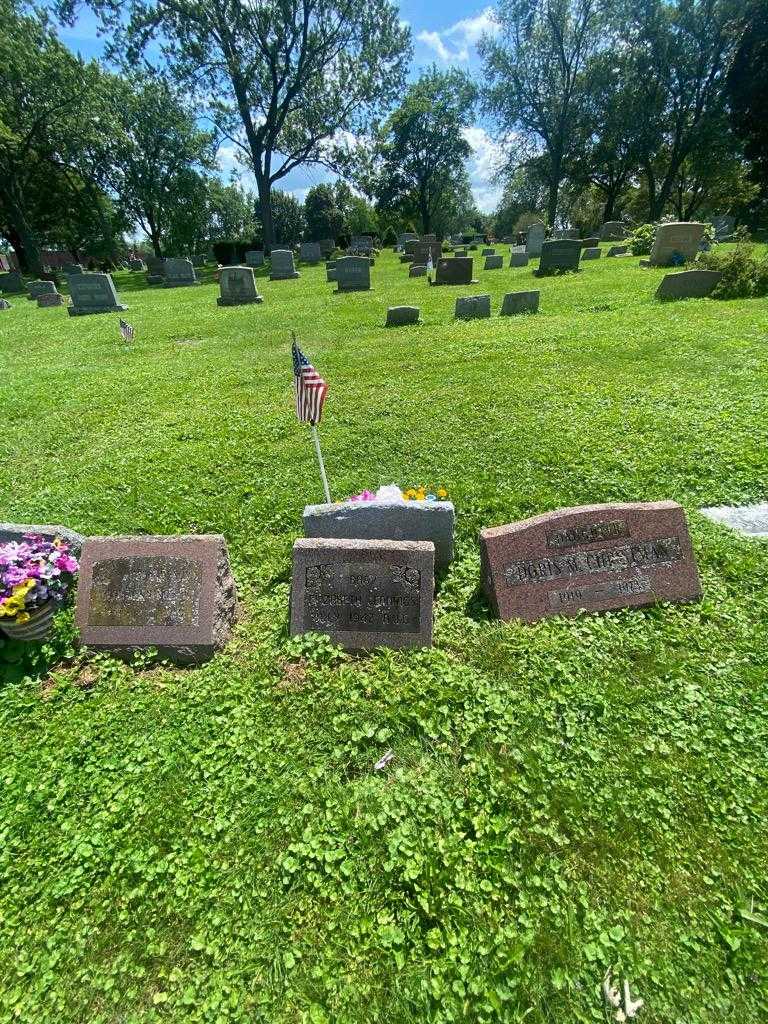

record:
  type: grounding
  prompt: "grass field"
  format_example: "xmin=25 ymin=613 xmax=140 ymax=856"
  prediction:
xmin=1 ymin=246 xmax=767 ymax=1023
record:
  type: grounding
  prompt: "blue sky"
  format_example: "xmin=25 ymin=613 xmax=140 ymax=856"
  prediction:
xmin=56 ymin=1 xmax=504 ymax=213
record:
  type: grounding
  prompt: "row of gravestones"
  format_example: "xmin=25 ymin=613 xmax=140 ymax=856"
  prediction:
xmin=1 ymin=497 xmax=701 ymax=660
xmin=0 ymin=224 xmax=724 ymax=314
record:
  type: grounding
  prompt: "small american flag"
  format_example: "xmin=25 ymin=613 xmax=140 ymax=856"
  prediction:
xmin=292 ymin=337 xmax=328 ymax=425
xmin=119 ymin=318 xmax=134 ymax=342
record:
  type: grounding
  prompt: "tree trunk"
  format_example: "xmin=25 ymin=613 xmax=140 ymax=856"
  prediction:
xmin=603 ymin=193 xmax=617 ymax=222
xmin=5 ymin=182 xmax=43 ymax=276
xmin=256 ymin=171 xmax=273 ymax=252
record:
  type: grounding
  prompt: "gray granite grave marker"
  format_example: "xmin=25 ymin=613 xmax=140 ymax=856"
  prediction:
xmin=509 ymin=251 xmax=529 ymax=267
xmin=335 ymin=256 xmax=371 ymax=292
xmin=599 ymin=221 xmax=628 ymax=241
xmin=217 ymin=266 xmax=263 ymax=306
xmin=270 ymin=250 xmax=300 ymax=280
xmin=434 ymin=257 xmax=475 ymax=286
xmin=163 ymin=258 xmax=199 ymax=288
xmin=526 ymin=222 xmax=546 ymax=257
xmin=300 ymin=242 xmax=322 ymax=263
xmin=655 ymin=269 xmax=722 ymax=300
xmin=581 ymin=247 xmax=601 ymax=260
xmin=0 ymin=272 xmax=24 ymax=293
xmin=28 ymin=280 xmax=56 ymax=301
xmin=455 ymin=294 xmax=491 ymax=319
xmin=290 ymin=538 xmax=434 ymax=650
xmin=68 ymin=272 xmax=127 ymax=316
xmin=484 ymin=254 xmax=503 ymax=270
xmin=386 ymin=306 xmax=421 ymax=327
xmin=409 ymin=265 xmax=426 ymax=277
xmin=701 ymin=503 xmax=768 ymax=539
xmin=500 ymin=290 xmax=539 ymax=315
xmin=537 ymin=239 xmax=581 ymax=275
xmin=145 ymin=256 xmax=166 ymax=284
xmin=304 ymin=500 xmax=454 ymax=567
xmin=645 ymin=222 xmax=704 ymax=267
xmin=38 ymin=291 xmax=67 ymax=307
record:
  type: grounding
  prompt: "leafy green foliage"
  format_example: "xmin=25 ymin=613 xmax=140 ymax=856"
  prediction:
xmin=700 ymin=242 xmax=768 ymax=298
xmin=1 ymin=246 xmax=768 ymax=1021
xmin=629 ymin=223 xmax=656 ymax=256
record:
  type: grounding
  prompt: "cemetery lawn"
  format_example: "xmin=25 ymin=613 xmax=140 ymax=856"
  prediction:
xmin=2 ymin=247 xmax=768 ymax=1024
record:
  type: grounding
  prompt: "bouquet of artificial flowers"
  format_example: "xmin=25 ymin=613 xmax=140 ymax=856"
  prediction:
xmin=0 ymin=534 xmax=79 ymax=627
xmin=345 ymin=484 xmax=449 ymax=503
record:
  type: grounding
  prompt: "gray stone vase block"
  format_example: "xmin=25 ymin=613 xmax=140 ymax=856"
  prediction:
xmin=0 ymin=522 xmax=86 ymax=556
xmin=303 ymin=500 xmax=455 ymax=568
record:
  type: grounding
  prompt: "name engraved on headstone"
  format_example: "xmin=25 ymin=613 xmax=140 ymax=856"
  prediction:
xmin=291 ymin=538 xmax=434 ymax=650
xmin=502 ymin=536 xmax=683 ymax=587
xmin=303 ymin=561 xmax=421 ymax=633
xmin=88 ymin=556 xmax=203 ymax=628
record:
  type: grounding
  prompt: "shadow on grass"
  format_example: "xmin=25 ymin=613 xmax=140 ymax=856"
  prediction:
xmin=464 ymin=585 xmax=493 ymax=623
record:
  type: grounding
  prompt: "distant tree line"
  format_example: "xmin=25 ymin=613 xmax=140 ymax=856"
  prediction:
xmin=2 ymin=0 xmax=766 ymax=272
xmin=481 ymin=0 xmax=768 ymax=234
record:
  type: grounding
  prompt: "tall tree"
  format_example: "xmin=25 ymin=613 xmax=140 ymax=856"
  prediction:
xmin=620 ymin=0 xmax=741 ymax=221
xmin=365 ymin=67 xmax=477 ymax=235
xmin=107 ymin=75 xmax=215 ymax=257
xmin=304 ymin=183 xmax=345 ymax=241
xmin=58 ymin=0 xmax=411 ymax=252
xmin=0 ymin=0 xmax=113 ymax=274
xmin=256 ymin=190 xmax=306 ymax=245
xmin=480 ymin=0 xmax=607 ymax=226
xmin=725 ymin=0 xmax=768 ymax=218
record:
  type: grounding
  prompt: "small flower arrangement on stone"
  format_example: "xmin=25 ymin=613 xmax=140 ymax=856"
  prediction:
xmin=0 ymin=534 xmax=79 ymax=639
xmin=344 ymin=483 xmax=449 ymax=503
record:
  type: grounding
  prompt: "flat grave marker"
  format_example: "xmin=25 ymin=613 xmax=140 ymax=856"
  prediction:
xmin=500 ymin=290 xmax=539 ymax=316
xmin=386 ymin=305 xmax=421 ymax=327
xmin=655 ymin=269 xmax=722 ymax=300
xmin=38 ymin=291 xmax=67 ymax=308
xmin=581 ymin=247 xmax=601 ymax=260
xmin=455 ymin=294 xmax=491 ymax=319
xmin=480 ymin=501 xmax=701 ymax=623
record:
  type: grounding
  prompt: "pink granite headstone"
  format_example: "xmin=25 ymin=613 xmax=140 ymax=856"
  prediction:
xmin=480 ymin=501 xmax=701 ymax=622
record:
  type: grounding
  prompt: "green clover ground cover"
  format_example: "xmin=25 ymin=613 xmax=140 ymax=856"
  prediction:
xmin=0 ymin=247 xmax=767 ymax=1022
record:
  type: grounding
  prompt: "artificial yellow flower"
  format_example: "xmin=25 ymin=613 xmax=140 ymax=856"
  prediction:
xmin=437 ymin=487 xmax=448 ymax=499
xmin=16 ymin=612 xmax=30 ymax=624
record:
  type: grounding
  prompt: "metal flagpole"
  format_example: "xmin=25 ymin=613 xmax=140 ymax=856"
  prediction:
xmin=311 ymin=423 xmax=331 ymax=503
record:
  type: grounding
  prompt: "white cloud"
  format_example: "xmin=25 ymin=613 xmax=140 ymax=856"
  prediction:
xmin=462 ymin=125 xmax=506 ymax=213
xmin=417 ymin=29 xmax=467 ymax=62
xmin=417 ymin=7 xmax=498 ymax=63
xmin=445 ymin=7 xmax=498 ymax=45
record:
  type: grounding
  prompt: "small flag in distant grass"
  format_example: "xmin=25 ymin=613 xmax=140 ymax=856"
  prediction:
xmin=119 ymin=318 xmax=134 ymax=342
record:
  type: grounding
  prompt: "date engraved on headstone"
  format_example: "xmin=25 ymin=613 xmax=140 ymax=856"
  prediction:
xmin=303 ymin=561 xmax=421 ymax=633
xmin=548 ymin=575 xmax=652 ymax=610
xmin=88 ymin=556 xmax=203 ymax=627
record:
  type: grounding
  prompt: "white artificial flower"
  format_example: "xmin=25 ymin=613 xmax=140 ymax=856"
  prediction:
xmin=376 ymin=484 xmax=405 ymax=502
